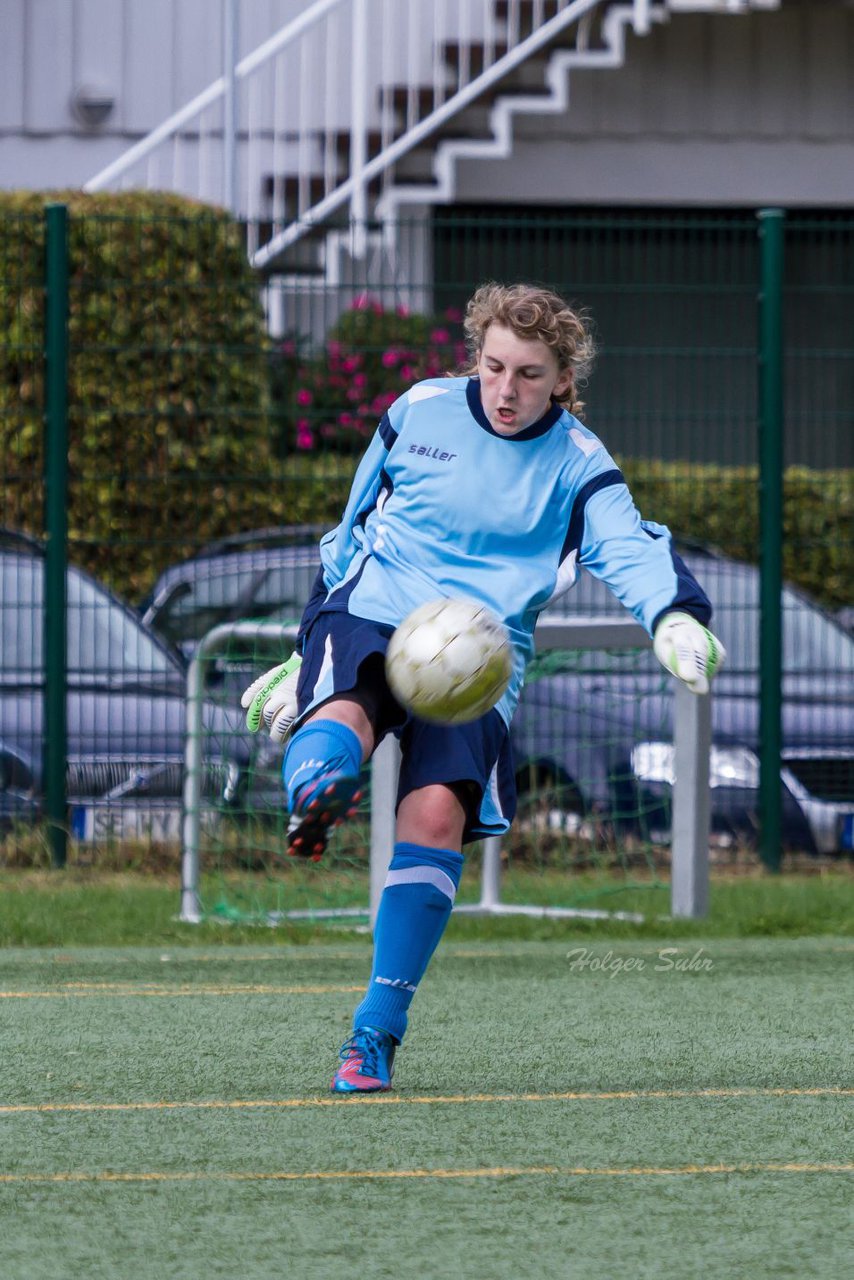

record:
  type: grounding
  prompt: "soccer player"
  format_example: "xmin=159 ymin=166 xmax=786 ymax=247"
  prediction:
xmin=242 ymin=281 xmax=725 ymax=1094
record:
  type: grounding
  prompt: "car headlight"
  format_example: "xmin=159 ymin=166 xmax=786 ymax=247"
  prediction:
xmin=708 ymin=746 xmax=760 ymax=789
xmin=631 ymin=741 xmax=760 ymax=789
xmin=631 ymin=742 xmax=676 ymax=785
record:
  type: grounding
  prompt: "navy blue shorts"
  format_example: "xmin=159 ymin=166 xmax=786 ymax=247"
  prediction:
xmin=295 ymin=608 xmax=517 ymax=842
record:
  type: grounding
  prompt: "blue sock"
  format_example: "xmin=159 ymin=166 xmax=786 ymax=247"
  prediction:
xmin=282 ymin=719 xmax=362 ymax=811
xmin=353 ymin=842 xmax=464 ymax=1044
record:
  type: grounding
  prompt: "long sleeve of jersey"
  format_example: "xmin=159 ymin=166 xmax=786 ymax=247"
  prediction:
xmin=300 ymin=377 xmax=712 ymax=724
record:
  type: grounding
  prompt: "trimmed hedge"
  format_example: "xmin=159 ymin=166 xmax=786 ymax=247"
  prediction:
xmin=0 ymin=190 xmax=273 ymax=597
xmin=621 ymin=461 xmax=853 ymax=612
xmin=0 ymin=192 xmax=850 ymax=612
xmin=272 ymin=456 xmax=853 ymax=613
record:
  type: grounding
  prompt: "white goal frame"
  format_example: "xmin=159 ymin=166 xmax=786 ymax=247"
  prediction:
xmin=180 ymin=618 xmax=711 ymax=925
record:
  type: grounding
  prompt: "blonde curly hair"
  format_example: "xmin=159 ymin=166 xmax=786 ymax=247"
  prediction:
xmin=460 ymin=281 xmax=596 ymax=418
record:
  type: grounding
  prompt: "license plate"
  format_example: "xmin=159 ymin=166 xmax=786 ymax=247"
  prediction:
xmin=70 ymin=804 xmax=218 ymax=843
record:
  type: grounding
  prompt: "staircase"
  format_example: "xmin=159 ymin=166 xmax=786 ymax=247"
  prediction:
xmin=84 ymin=0 xmax=780 ymax=295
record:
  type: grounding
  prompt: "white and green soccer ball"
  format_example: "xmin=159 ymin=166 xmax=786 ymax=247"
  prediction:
xmin=385 ymin=597 xmax=512 ymax=725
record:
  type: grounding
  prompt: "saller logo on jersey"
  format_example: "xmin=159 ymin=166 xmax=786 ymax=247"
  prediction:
xmin=408 ymin=443 xmax=458 ymax=461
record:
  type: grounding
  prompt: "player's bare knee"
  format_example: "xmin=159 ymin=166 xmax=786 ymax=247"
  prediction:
xmin=397 ymin=785 xmax=467 ymax=850
xmin=303 ymin=697 xmax=375 ymax=762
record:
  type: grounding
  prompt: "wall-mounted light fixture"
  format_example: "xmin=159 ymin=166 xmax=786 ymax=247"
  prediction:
xmin=71 ymin=84 xmax=116 ymax=129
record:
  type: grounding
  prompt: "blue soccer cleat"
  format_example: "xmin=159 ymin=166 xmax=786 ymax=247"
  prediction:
xmin=286 ymin=775 xmax=362 ymax=861
xmin=331 ymin=1026 xmax=396 ymax=1093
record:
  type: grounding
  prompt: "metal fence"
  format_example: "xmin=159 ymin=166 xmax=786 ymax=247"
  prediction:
xmin=1 ymin=204 xmax=852 ymax=892
xmin=180 ymin=618 xmax=714 ymax=923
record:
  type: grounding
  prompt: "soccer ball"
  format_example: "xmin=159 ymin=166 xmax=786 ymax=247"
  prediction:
xmin=385 ymin=597 xmax=512 ymax=725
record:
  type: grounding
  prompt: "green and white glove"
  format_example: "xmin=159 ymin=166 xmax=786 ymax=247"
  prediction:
xmin=240 ymin=652 xmax=303 ymax=743
xmin=652 ymin=612 xmax=726 ymax=696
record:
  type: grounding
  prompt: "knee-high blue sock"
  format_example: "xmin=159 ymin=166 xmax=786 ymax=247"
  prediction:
xmin=353 ymin=842 xmax=463 ymax=1044
xmin=282 ymin=719 xmax=362 ymax=811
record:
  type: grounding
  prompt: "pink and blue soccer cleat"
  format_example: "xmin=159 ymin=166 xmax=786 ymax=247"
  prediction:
xmin=286 ymin=775 xmax=362 ymax=861
xmin=331 ymin=1026 xmax=396 ymax=1093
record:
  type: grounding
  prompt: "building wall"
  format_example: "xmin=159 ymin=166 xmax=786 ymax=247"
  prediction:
xmin=0 ymin=0 xmax=307 ymax=188
xmin=0 ymin=0 xmax=308 ymax=135
xmin=453 ymin=4 xmax=854 ymax=207
xmin=1 ymin=1 xmax=853 ymax=206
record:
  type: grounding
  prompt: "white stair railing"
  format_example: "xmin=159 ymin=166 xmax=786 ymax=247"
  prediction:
xmin=84 ymin=0 xmax=639 ymax=266
xmin=84 ymin=0 xmax=779 ymax=270
xmin=250 ymin=0 xmax=635 ymax=269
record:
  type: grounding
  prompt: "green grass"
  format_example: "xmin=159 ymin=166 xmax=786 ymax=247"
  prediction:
xmin=0 ymin=864 xmax=852 ymax=946
xmin=1 ymin=937 xmax=852 ymax=1278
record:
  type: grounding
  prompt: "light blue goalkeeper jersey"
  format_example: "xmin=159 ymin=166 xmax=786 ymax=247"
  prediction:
xmin=304 ymin=377 xmax=711 ymax=725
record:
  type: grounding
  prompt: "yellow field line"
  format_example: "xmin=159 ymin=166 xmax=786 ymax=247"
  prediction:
xmin=0 ymin=984 xmax=364 ymax=999
xmin=2 ymin=1086 xmax=851 ymax=1116
xmin=0 ymin=1161 xmax=851 ymax=1186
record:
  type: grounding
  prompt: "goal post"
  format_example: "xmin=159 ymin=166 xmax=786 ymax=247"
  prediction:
xmin=180 ymin=620 xmax=301 ymax=924
xmin=180 ymin=617 xmax=712 ymax=925
xmin=368 ymin=619 xmax=712 ymax=923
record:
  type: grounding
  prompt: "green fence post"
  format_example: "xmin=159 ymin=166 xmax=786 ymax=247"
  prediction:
xmin=44 ymin=203 xmax=69 ymax=869
xmin=757 ymin=208 xmax=785 ymax=872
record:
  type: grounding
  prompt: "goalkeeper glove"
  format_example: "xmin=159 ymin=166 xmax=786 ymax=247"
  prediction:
xmin=653 ymin=612 xmax=726 ymax=696
xmin=241 ymin=652 xmax=302 ymax=743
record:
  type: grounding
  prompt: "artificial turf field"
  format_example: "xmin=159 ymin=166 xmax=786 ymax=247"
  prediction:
xmin=1 ymin=936 xmax=852 ymax=1279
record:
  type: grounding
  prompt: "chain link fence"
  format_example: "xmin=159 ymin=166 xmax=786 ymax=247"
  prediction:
xmin=1 ymin=198 xmax=851 ymax=915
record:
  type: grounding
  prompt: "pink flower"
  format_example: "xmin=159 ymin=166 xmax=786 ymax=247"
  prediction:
xmin=381 ymin=349 xmax=399 ymax=368
xmin=342 ymin=355 xmax=361 ymax=373
xmin=338 ymin=412 xmax=353 ymax=426
xmin=295 ymin=419 xmax=314 ymax=450
xmin=371 ymin=391 xmax=396 ymax=414
xmin=395 ymin=304 xmax=410 ymax=317
xmin=400 ymin=364 xmax=415 ymax=381
xmin=296 ymin=387 xmax=313 ymax=406
xmin=445 ymin=307 xmax=462 ymax=323
xmin=352 ymin=372 xmax=367 ymax=389
xmin=430 ymin=328 xmax=450 ymax=345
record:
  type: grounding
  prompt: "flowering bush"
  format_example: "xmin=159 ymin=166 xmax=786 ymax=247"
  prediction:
xmin=271 ymin=295 xmax=465 ymax=454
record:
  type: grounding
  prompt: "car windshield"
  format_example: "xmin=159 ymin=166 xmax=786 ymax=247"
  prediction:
xmin=1 ymin=554 xmax=180 ymax=682
xmin=149 ymin=553 xmax=319 ymax=646
xmin=696 ymin=564 xmax=854 ymax=675
xmin=547 ymin=557 xmax=854 ymax=676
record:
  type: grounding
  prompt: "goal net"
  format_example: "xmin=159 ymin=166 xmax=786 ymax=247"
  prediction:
xmin=181 ymin=616 xmax=707 ymax=927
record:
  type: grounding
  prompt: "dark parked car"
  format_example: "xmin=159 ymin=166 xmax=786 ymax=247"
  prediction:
xmin=836 ymin=606 xmax=854 ymax=638
xmin=144 ymin=532 xmax=854 ymax=856
xmin=519 ymin=547 xmax=854 ymax=855
xmin=0 ymin=531 xmax=255 ymax=839
xmin=141 ymin=526 xmax=325 ymax=661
